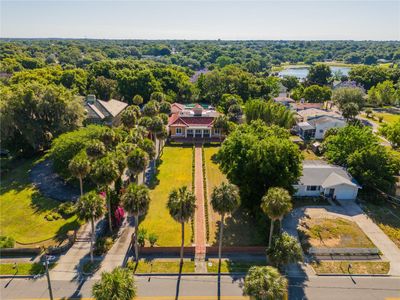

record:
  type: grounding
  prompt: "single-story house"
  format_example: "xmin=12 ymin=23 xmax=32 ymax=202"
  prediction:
xmin=296 ymin=108 xmax=343 ymax=122
xmin=294 ymin=160 xmax=361 ymax=200
xmin=297 ymin=116 xmax=346 ymax=140
xmin=168 ymin=103 xmax=222 ymax=139
xmin=84 ymin=95 xmax=128 ymax=126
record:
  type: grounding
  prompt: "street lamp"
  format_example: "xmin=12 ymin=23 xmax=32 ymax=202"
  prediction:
xmin=43 ymin=255 xmax=54 ymax=300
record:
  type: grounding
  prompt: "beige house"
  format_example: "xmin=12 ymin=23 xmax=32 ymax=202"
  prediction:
xmin=84 ymin=95 xmax=128 ymax=126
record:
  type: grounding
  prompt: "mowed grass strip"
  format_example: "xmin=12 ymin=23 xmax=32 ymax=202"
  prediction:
xmin=129 ymin=260 xmax=195 ymax=274
xmin=206 ymin=259 xmax=267 ymax=273
xmin=0 ymin=159 xmax=80 ymax=245
xmin=0 ymin=263 xmax=55 ymax=275
xmin=141 ymin=146 xmax=193 ymax=246
xmin=203 ymin=146 xmax=266 ymax=246
xmin=311 ymin=261 xmax=390 ymax=275
xmin=299 ymin=217 xmax=375 ymax=249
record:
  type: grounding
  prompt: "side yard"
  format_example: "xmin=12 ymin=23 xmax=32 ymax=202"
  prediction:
xmin=0 ymin=158 xmax=80 ymax=247
xmin=203 ymin=146 xmax=266 ymax=246
xmin=141 ymin=146 xmax=193 ymax=246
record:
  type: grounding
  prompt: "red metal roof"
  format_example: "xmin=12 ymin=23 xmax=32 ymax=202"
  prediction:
xmin=168 ymin=113 xmax=214 ymax=127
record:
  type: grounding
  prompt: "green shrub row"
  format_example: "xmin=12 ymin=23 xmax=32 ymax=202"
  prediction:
xmin=202 ymin=146 xmax=210 ymax=242
xmin=0 ymin=236 xmax=15 ymax=249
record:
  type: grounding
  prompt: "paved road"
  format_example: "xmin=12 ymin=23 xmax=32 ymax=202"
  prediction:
xmin=1 ymin=275 xmax=399 ymax=299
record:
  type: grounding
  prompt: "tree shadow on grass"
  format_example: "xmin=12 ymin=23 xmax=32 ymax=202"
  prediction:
xmin=213 ymin=208 xmax=267 ymax=247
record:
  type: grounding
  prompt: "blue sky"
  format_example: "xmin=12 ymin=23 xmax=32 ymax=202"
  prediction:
xmin=1 ymin=1 xmax=399 ymax=40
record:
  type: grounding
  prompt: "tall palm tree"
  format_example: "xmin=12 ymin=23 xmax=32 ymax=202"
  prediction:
xmin=122 ymin=183 xmax=150 ymax=261
xmin=68 ymin=152 xmax=91 ymax=196
xmin=266 ymin=232 xmax=303 ymax=270
xmin=121 ymin=106 xmax=139 ymax=130
xmin=261 ymin=187 xmax=293 ymax=248
xmin=155 ymin=127 xmax=168 ymax=157
xmin=92 ymin=156 xmax=120 ymax=232
xmin=167 ymin=186 xmax=196 ymax=266
xmin=75 ymin=191 xmax=105 ymax=262
xmin=127 ymin=147 xmax=149 ymax=184
xmin=210 ymin=182 xmax=240 ymax=265
xmin=243 ymin=266 xmax=288 ymax=300
xmin=92 ymin=267 xmax=136 ymax=300
xmin=148 ymin=116 xmax=164 ymax=144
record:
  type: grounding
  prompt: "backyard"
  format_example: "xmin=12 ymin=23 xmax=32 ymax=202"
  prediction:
xmin=203 ymin=146 xmax=266 ymax=246
xmin=0 ymin=158 xmax=80 ymax=246
xmin=141 ymin=146 xmax=193 ymax=246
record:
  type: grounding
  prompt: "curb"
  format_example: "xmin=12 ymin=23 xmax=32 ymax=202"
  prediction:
xmin=315 ymin=273 xmax=391 ymax=277
xmin=0 ymin=274 xmax=41 ymax=279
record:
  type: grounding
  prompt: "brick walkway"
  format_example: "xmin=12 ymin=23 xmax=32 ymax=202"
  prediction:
xmin=194 ymin=145 xmax=207 ymax=272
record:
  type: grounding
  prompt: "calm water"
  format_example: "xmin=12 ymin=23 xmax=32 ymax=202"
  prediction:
xmin=279 ymin=66 xmax=351 ymax=79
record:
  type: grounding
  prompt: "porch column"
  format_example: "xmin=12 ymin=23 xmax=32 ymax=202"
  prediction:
xmin=185 ymin=128 xmax=187 ymax=138
xmin=201 ymin=130 xmax=204 ymax=138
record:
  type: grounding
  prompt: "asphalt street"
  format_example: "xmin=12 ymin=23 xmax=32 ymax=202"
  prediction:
xmin=1 ymin=274 xmax=399 ymax=300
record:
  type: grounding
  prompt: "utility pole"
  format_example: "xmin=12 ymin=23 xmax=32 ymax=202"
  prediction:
xmin=44 ymin=255 xmax=54 ymax=300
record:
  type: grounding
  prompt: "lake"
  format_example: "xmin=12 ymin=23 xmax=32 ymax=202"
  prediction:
xmin=278 ymin=66 xmax=351 ymax=79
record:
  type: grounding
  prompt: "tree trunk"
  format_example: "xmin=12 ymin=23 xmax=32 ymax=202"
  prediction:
xmin=218 ymin=214 xmax=225 ymax=265
xmin=106 ymin=186 xmax=113 ymax=232
xmin=79 ymin=176 xmax=83 ymax=197
xmin=158 ymin=138 xmax=161 ymax=158
xmin=268 ymin=219 xmax=274 ymax=248
xmin=180 ymin=222 xmax=184 ymax=266
xmin=134 ymin=214 xmax=139 ymax=261
xmin=279 ymin=218 xmax=283 ymax=233
xmin=90 ymin=217 xmax=95 ymax=263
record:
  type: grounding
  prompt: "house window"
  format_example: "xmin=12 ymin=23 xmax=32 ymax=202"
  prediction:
xmin=306 ymin=185 xmax=319 ymax=191
xmin=214 ymin=128 xmax=220 ymax=134
xmin=319 ymin=129 xmax=324 ymax=133
xmin=195 ymin=129 xmax=202 ymax=134
xmin=176 ymin=128 xmax=182 ymax=134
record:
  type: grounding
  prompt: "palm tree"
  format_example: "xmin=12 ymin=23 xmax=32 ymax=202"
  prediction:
xmin=75 ymin=191 xmax=105 ymax=262
xmin=127 ymin=147 xmax=149 ymax=184
xmin=148 ymin=116 xmax=164 ymax=144
xmin=121 ymin=106 xmax=139 ymax=129
xmin=243 ymin=266 xmax=288 ymax=300
xmin=68 ymin=152 xmax=91 ymax=196
xmin=155 ymin=127 xmax=168 ymax=157
xmin=92 ymin=267 xmax=136 ymax=300
xmin=266 ymin=232 xmax=303 ymax=270
xmin=92 ymin=156 xmax=120 ymax=232
xmin=122 ymin=183 xmax=150 ymax=261
xmin=261 ymin=187 xmax=293 ymax=248
xmin=213 ymin=115 xmax=229 ymax=143
xmin=210 ymin=182 xmax=240 ymax=265
xmin=167 ymin=186 xmax=196 ymax=266
xmin=86 ymin=140 xmax=106 ymax=159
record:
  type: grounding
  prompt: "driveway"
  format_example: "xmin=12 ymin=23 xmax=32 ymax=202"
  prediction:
xmin=282 ymin=201 xmax=400 ymax=276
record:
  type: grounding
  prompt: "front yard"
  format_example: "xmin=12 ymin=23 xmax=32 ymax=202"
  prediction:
xmin=298 ymin=217 xmax=375 ymax=249
xmin=0 ymin=158 xmax=80 ymax=246
xmin=141 ymin=146 xmax=193 ymax=246
xmin=203 ymin=146 xmax=266 ymax=246
xmin=311 ymin=261 xmax=389 ymax=275
xmin=206 ymin=259 xmax=267 ymax=273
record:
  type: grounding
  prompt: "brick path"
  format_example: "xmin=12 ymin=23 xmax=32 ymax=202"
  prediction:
xmin=194 ymin=145 xmax=207 ymax=272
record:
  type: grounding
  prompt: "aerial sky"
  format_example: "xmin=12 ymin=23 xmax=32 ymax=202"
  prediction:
xmin=1 ymin=1 xmax=399 ymax=40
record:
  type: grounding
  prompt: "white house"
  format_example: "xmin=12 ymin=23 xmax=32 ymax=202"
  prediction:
xmin=297 ymin=116 xmax=346 ymax=140
xmin=294 ymin=160 xmax=361 ymax=200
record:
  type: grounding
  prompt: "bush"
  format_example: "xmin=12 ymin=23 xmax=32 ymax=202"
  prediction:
xmin=378 ymin=116 xmax=384 ymax=122
xmin=57 ymin=202 xmax=76 ymax=217
xmin=137 ymin=228 xmax=147 ymax=247
xmin=44 ymin=211 xmax=62 ymax=221
xmin=0 ymin=236 xmax=15 ymax=248
xmin=148 ymin=233 xmax=158 ymax=247
xmin=94 ymin=237 xmax=114 ymax=255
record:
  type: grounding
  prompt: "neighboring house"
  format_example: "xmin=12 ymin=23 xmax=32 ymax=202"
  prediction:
xmin=290 ymin=102 xmax=323 ymax=111
xmin=294 ymin=160 xmax=361 ymax=200
xmin=274 ymin=96 xmax=295 ymax=108
xmin=168 ymin=103 xmax=222 ymax=140
xmin=296 ymin=108 xmax=342 ymax=122
xmin=297 ymin=116 xmax=346 ymax=140
xmin=84 ymin=95 xmax=128 ymax=126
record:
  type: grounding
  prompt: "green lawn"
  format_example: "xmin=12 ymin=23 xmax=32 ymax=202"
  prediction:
xmin=128 ymin=259 xmax=195 ymax=273
xmin=361 ymin=201 xmax=400 ymax=249
xmin=203 ymin=147 xmax=266 ymax=246
xmin=0 ymin=159 xmax=80 ymax=246
xmin=299 ymin=217 xmax=375 ymax=249
xmin=311 ymin=261 xmax=389 ymax=275
xmin=207 ymin=259 xmax=267 ymax=273
xmin=141 ymin=146 xmax=193 ymax=246
xmin=371 ymin=112 xmax=400 ymax=126
xmin=0 ymin=262 xmax=55 ymax=275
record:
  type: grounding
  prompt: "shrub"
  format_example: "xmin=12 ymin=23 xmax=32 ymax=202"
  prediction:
xmin=378 ymin=116 xmax=384 ymax=122
xmin=137 ymin=228 xmax=147 ymax=247
xmin=0 ymin=236 xmax=15 ymax=248
xmin=94 ymin=237 xmax=114 ymax=255
xmin=148 ymin=233 xmax=158 ymax=247
xmin=45 ymin=211 xmax=62 ymax=221
xmin=57 ymin=202 xmax=76 ymax=217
